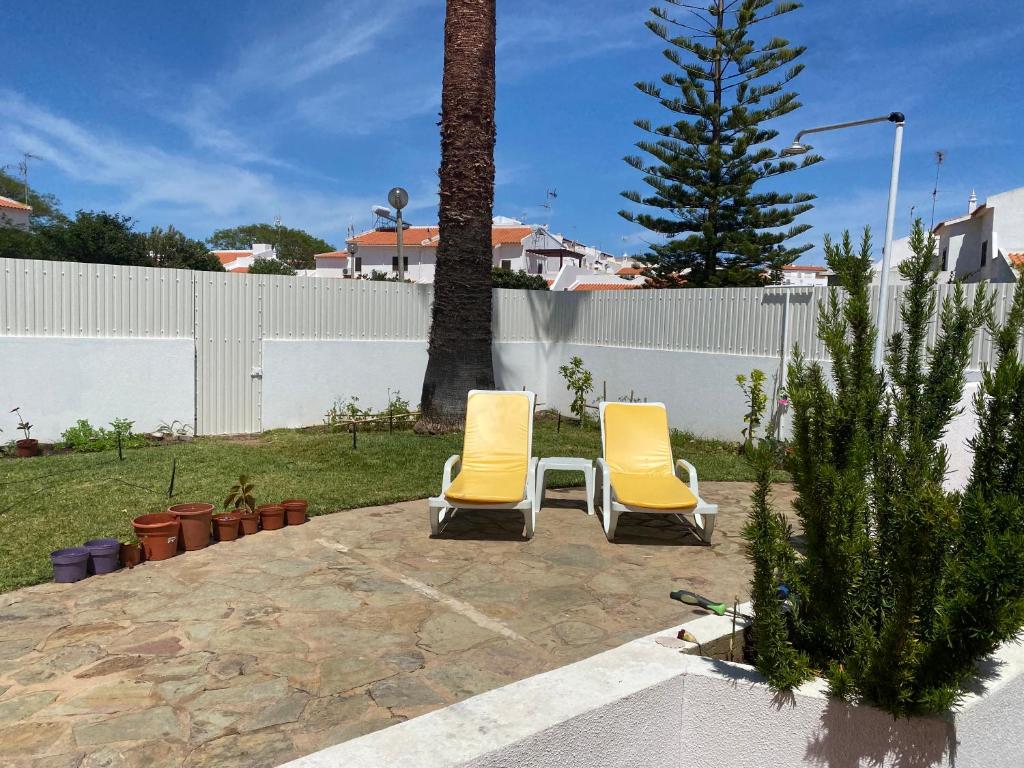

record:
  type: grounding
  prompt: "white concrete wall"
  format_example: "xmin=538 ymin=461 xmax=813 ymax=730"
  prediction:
xmin=282 ymin=613 xmax=1024 ymax=768
xmin=258 ymin=338 xmax=778 ymax=441
xmin=0 ymin=337 xmax=194 ymax=441
xmin=548 ymin=343 xmax=785 ymax=440
xmin=260 ymin=340 xmax=549 ymax=430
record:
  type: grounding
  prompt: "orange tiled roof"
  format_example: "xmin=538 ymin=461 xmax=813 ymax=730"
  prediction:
xmin=349 ymin=226 xmax=533 ymax=248
xmin=315 ymin=251 xmax=349 ymax=260
xmin=0 ymin=195 xmax=32 ymax=212
xmin=782 ymin=264 xmax=828 ymax=272
xmin=1008 ymin=252 xmax=1024 ymax=268
xmin=491 ymin=226 xmax=533 ymax=245
xmin=231 ymin=266 xmax=250 ymax=273
xmin=572 ymin=283 xmax=639 ymax=292
xmin=212 ymin=250 xmax=251 ymax=265
xmin=616 ymin=267 xmax=644 ymax=276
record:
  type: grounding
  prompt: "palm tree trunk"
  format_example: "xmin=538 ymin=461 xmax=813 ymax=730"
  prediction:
xmin=417 ymin=0 xmax=497 ymax=433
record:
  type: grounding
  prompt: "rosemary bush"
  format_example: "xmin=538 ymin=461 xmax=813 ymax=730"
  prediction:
xmin=745 ymin=222 xmax=1024 ymax=716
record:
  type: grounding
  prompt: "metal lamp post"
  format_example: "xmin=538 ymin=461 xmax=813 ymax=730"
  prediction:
xmin=388 ymin=187 xmax=409 ymax=282
xmin=780 ymin=112 xmax=905 ymax=368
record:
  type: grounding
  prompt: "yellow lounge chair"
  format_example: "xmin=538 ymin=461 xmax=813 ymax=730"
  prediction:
xmin=428 ymin=390 xmax=539 ymax=538
xmin=597 ymin=401 xmax=718 ymax=543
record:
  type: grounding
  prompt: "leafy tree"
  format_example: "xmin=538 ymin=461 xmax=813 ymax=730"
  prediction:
xmin=621 ymin=0 xmax=820 ymax=287
xmin=47 ymin=211 xmax=149 ymax=266
xmin=418 ymin=0 xmax=497 ymax=432
xmin=491 ymin=267 xmax=549 ymax=290
xmin=745 ymin=221 xmax=1024 ymax=716
xmin=0 ymin=227 xmax=58 ymax=261
xmin=248 ymin=257 xmax=296 ymax=276
xmin=146 ymin=226 xmax=224 ymax=272
xmin=0 ymin=169 xmax=67 ymax=227
xmin=207 ymin=223 xmax=333 ymax=270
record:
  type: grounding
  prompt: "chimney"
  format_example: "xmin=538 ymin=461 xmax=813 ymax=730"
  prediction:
xmin=968 ymin=190 xmax=977 ymax=214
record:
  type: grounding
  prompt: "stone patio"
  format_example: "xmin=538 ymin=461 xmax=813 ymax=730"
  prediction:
xmin=0 ymin=482 xmax=795 ymax=768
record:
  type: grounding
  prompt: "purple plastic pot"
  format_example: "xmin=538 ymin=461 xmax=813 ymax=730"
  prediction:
xmin=83 ymin=538 xmax=121 ymax=574
xmin=51 ymin=547 xmax=90 ymax=583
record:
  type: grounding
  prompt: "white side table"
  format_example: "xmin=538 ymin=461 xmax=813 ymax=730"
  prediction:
xmin=536 ymin=457 xmax=596 ymax=517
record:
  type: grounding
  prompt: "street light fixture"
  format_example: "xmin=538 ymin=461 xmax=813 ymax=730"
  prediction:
xmin=780 ymin=112 xmax=905 ymax=368
xmin=388 ymin=187 xmax=409 ymax=282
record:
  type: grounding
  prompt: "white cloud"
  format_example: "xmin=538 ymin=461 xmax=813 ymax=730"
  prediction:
xmin=0 ymin=90 xmax=373 ymax=241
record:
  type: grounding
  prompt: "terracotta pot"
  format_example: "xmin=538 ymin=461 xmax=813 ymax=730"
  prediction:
xmin=15 ymin=438 xmax=39 ymax=458
xmin=168 ymin=503 xmax=214 ymax=551
xmin=120 ymin=542 xmax=143 ymax=568
xmin=237 ymin=510 xmax=259 ymax=535
xmin=83 ymin=538 xmax=121 ymax=574
xmin=213 ymin=512 xmax=241 ymax=542
xmin=132 ymin=513 xmax=179 ymax=561
xmin=282 ymin=499 xmax=308 ymax=526
xmin=51 ymin=547 xmax=90 ymax=583
xmin=257 ymin=504 xmax=285 ymax=531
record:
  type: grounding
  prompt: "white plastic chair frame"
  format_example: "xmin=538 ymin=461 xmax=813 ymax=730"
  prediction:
xmin=427 ymin=390 xmax=539 ymax=538
xmin=596 ymin=401 xmax=718 ymax=543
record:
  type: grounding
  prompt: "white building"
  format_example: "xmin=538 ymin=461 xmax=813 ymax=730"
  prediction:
xmin=780 ymin=264 xmax=830 ymax=287
xmin=211 ymin=243 xmax=278 ymax=273
xmin=319 ymin=218 xmax=616 ymax=286
xmin=878 ymin=186 xmax=1024 ymax=283
xmin=0 ymin=196 xmax=32 ymax=230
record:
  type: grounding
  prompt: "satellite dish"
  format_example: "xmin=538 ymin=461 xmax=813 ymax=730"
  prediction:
xmin=387 ymin=187 xmax=409 ymax=211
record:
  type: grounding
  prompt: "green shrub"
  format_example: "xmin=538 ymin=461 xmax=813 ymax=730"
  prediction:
xmin=323 ymin=391 xmax=417 ymax=432
xmin=491 ymin=268 xmax=549 ymax=290
xmin=736 ymin=368 xmax=767 ymax=446
xmin=61 ymin=418 xmax=146 ymax=452
xmin=558 ymin=356 xmax=594 ymax=424
xmin=744 ymin=222 xmax=1024 ymax=716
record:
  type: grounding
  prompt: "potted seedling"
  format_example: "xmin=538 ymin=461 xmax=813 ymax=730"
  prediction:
xmin=120 ymin=538 xmax=143 ymax=568
xmin=10 ymin=407 xmax=39 ymax=457
xmin=224 ymin=475 xmax=259 ymax=535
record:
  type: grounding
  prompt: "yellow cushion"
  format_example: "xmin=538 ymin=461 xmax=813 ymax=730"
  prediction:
xmin=603 ymin=402 xmax=696 ymax=510
xmin=609 ymin=472 xmax=697 ymax=510
xmin=444 ymin=391 xmax=530 ymax=505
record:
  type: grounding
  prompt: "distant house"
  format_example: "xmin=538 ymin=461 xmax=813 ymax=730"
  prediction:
xmin=0 ymin=196 xmax=32 ymax=230
xmin=780 ymin=264 xmax=830 ymax=287
xmin=323 ymin=218 xmax=616 ymax=284
xmin=878 ymin=186 xmax=1024 ymax=283
xmin=211 ymin=243 xmax=278 ymax=273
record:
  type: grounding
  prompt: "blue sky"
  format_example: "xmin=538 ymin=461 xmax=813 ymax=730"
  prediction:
xmin=1 ymin=0 xmax=1021 ymax=262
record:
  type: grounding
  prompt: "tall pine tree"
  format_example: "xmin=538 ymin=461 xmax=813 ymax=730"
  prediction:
xmin=621 ymin=0 xmax=819 ymax=287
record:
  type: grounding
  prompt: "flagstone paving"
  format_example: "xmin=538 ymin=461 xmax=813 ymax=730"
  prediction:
xmin=0 ymin=482 xmax=796 ymax=768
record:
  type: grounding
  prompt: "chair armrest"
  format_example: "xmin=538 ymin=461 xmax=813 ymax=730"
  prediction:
xmin=442 ymin=454 xmax=462 ymax=492
xmin=675 ymin=459 xmax=699 ymax=498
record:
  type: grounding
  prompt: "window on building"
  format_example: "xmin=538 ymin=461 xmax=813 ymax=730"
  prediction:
xmin=500 ymin=259 xmax=512 ymax=270
xmin=941 ymin=248 xmax=948 ymax=271
xmin=354 ymin=257 xmax=362 ymax=273
xmin=980 ymin=241 xmax=988 ymax=268
xmin=536 ymin=262 xmax=543 ymax=275
xmin=391 ymin=256 xmax=408 ymax=272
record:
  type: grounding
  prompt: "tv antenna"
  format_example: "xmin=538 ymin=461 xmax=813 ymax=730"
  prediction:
xmin=930 ymin=150 xmax=945 ymax=230
xmin=2 ymin=152 xmax=42 ymax=205
xmin=538 ymin=189 xmax=557 ymax=227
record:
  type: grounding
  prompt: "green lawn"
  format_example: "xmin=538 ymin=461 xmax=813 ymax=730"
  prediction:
xmin=0 ymin=420 xmax=757 ymax=592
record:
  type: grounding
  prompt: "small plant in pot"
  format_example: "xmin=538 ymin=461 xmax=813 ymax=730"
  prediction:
xmin=10 ymin=407 xmax=39 ymax=457
xmin=120 ymin=539 xmax=143 ymax=568
xmin=224 ymin=475 xmax=259 ymax=535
